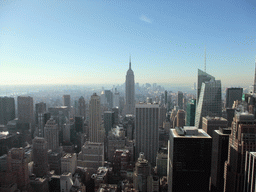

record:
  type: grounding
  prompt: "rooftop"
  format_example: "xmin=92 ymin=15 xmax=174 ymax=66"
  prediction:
xmin=171 ymin=127 xmax=211 ymax=138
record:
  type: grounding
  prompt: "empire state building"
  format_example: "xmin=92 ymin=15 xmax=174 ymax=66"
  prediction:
xmin=125 ymin=57 xmax=135 ymax=115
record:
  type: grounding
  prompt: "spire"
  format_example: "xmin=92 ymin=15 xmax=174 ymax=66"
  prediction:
xmin=204 ymin=46 xmax=206 ymax=72
xmin=254 ymin=56 xmax=256 ymax=93
xmin=129 ymin=55 xmax=131 ymax=69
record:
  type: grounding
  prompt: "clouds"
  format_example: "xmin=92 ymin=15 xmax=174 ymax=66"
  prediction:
xmin=140 ymin=15 xmax=152 ymax=23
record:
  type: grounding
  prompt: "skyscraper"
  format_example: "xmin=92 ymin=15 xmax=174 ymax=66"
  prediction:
xmin=78 ymin=96 xmax=86 ymax=120
xmin=105 ymin=90 xmax=113 ymax=110
xmin=167 ymin=127 xmax=212 ymax=192
xmin=176 ymin=109 xmax=185 ymax=128
xmin=44 ymin=118 xmax=59 ymax=151
xmin=32 ymin=137 xmax=49 ymax=177
xmin=197 ymin=69 xmax=215 ymax=101
xmin=225 ymin=88 xmax=243 ymax=108
xmin=224 ymin=112 xmax=256 ymax=192
xmin=18 ymin=96 xmax=34 ymax=124
xmin=63 ymin=95 xmax=71 ymax=109
xmin=0 ymin=97 xmax=15 ymax=125
xmin=113 ymin=88 xmax=120 ymax=108
xmin=177 ymin=91 xmax=183 ymax=109
xmin=89 ymin=93 xmax=101 ymax=142
xmin=195 ymin=69 xmax=222 ymax=128
xmin=135 ymin=103 xmax=159 ymax=165
xmin=125 ymin=57 xmax=135 ymax=115
xmin=186 ymin=99 xmax=196 ymax=126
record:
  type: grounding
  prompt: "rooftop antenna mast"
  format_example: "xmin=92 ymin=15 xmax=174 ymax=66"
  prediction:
xmin=204 ymin=46 xmax=206 ymax=72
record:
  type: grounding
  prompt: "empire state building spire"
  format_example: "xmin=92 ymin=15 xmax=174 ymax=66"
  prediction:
xmin=129 ymin=55 xmax=131 ymax=69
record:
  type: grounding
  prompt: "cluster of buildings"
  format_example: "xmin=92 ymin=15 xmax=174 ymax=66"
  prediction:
xmin=1 ymin=58 xmax=256 ymax=192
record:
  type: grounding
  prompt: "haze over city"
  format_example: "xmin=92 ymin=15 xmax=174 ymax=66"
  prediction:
xmin=1 ymin=0 xmax=256 ymax=87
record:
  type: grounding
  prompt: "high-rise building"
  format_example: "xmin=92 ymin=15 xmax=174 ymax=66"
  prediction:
xmin=63 ymin=95 xmax=71 ymax=109
xmin=135 ymin=103 xmax=159 ymax=165
xmin=78 ymin=96 xmax=86 ymax=120
xmin=177 ymin=91 xmax=183 ymax=109
xmin=61 ymin=153 xmax=77 ymax=175
xmin=89 ymin=93 xmax=101 ymax=143
xmin=186 ymin=99 xmax=196 ymax=126
xmin=32 ymin=137 xmax=49 ymax=177
xmin=168 ymin=127 xmax=212 ymax=192
xmin=125 ymin=57 xmax=135 ymax=115
xmin=195 ymin=70 xmax=222 ymax=128
xmin=244 ymin=151 xmax=256 ymax=192
xmin=113 ymin=88 xmax=120 ymax=108
xmin=44 ymin=118 xmax=59 ymax=151
xmin=210 ymin=128 xmax=231 ymax=192
xmin=176 ymin=109 xmax=185 ymax=128
xmin=133 ymin=152 xmax=152 ymax=192
xmin=104 ymin=111 xmax=114 ymax=136
xmin=7 ymin=148 xmax=30 ymax=190
xmin=105 ymin=90 xmax=113 ymax=110
xmin=224 ymin=112 xmax=256 ymax=192
xmin=225 ymin=88 xmax=243 ymax=108
xmin=197 ymin=69 xmax=215 ymax=101
xmin=202 ymin=116 xmax=228 ymax=137
xmin=18 ymin=96 xmax=34 ymax=124
xmin=35 ymin=102 xmax=47 ymax=137
xmin=0 ymin=97 xmax=15 ymax=125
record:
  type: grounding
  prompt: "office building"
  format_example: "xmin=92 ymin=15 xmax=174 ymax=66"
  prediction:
xmin=224 ymin=112 xmax=256 ymax=192
xmin=210 ymin=128 xmax=231 ymax=192
xmin=104 ymin=111 xmax=114 ymax=136
xmin=0 ymin=97 xmax=15 ymax=125
xmin=61 ymin=153 xmax=77 ymax=175
xmin=133 ymin=152 xmax=152 ymax=192
xmin=177 ymin=91 xmax=183 ymax=109
xmin=7 ymin=148 xmax=30 ymax=190
xmin=113 ymin=88 xmax=120 ymax=108
xmin=89 ymin=93 xmax=102 ymax=142
xmin=197 ymin=69 xmax=215 ymax=101
xmin=195 ymin=70 xmax=222 ymax=128
xmin=63 ymin=95 xmax=71 ymax=109
xmin=186 ymin=99 xmax=196 ymax=126
xmin=135 ymin=103 xmax=159 ymax=165
xmin=35 ymin=102 xmax=47 ymax=137
xmin=176 ymin=109 xmax=185 ymax=128
xmin=77 ymin=141 xmax=104 ymax=171
xmin=44 ymin=118 xmax=59 ymax=151
xmin=124 ymin=57 xmax=135 ymax=115
xmin=32 ymin=137 xmax=49 ymax=177
xmin=226 ymin=88 xmax=243 ymax=108
xmin=156 ymin=148 xmax=168 ymax=177
xmin=18 ymin=96 xmax=34 ymax=124
xmin=168 ymin=127 xmax=212 ymax=192
xmin=78 ymin=96 xmax=86 ymax=120
xmin=60 ymin=172 xmax=73 ymax=192
xmin=202 ymin=116 xmax=228 ymax=137
xmin=244 ymin=151 xmax=256 ymax=192
xmin=48 ymin=150 xmax=61 ymax=175
xmin=105 ymin=90 xmax=113 ymax=110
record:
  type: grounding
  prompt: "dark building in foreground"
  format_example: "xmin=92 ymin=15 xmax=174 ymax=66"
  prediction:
xmin=225 ymin=88 xmax=243 ymax=108
xmin=168 ymin=126 xmax=212 ymax=192
xmin=210 ymin=128 xmax=231 ymax=192
xmin=224 ymin=112 xmax=256 ymax=192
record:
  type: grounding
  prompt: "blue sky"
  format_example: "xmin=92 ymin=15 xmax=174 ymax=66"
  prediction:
xmin=0 ymin=0 xmax=255 ymax=86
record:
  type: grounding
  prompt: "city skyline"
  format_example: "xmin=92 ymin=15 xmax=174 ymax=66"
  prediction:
xmin=1 ymin=0 xmax=256 ymax=87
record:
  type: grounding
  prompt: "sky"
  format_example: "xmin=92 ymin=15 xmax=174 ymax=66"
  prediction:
xmin=0 ymin=0 xmax=256 ymax=87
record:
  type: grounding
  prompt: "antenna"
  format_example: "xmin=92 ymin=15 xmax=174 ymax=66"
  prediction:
xmin=204 ymin=46 xmax=206 ymax=72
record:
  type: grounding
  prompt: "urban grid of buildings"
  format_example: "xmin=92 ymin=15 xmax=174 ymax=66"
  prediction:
xmin=0 ymin=58 xmax=256 ymax=192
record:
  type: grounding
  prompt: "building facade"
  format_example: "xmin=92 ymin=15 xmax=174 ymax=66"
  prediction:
xmin=125 ymin=58 xmax=135 ymax=115
xmin=89 ymin=93 xmax=101 ymax=143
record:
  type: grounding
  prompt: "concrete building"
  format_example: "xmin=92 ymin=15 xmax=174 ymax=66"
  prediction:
xmin=78 ymin=96 xmax=86 ymax=120
xmin=32 ymin=137 xmax=49 ymax=177
xmin=30 ymin=176 xmax=49 ymax=192
xmin=177 ymin=91 xmax=183 ymax=109
xmin=105 ymin=90 xmax=113 ymax=110
xmin=224 ymin=112 xmax=256 ymax=192
xmin=18 ymin=96 xmax=34 ymax=124
xmin=202 ymin=116 xmax=228 ymax=137
xmin=113 ymin=88 xmax=120 ymax=108
xmin=156 ymin=148 xmax=168 ymax=177
xmin=0 ymin=97 xmax=15 ymax=125
xmin=176 ymin=109 xmax=185 ymax=128
xmin=77 ymin=141 xmax=104 ymax=171
xmin=135 ymin=103 xmax=159 ymax=165
xmin=210 ymin=128 xmax=231 ymax=192
xmin=63 ymin=95 xmax=71 ymax=110
xmin=60 ymin=172 xmax=73 ymax=192
xmin=48 ymin=150 xmax=62 ymax=175
xmin=89 ymin=93 xmax=102 ymax=143
xmin=244 ymin=151 xmax=256 ymax=192
xmin=124 ymin=57 xmax=135 ymax=115
xmin=225 ymin=88 xmax=243 ymax=108
xmin=7 ymin=148 xmax=30 ymax=191
xmin=61 ymin=153 xmax=77 ymax=175
xmin=195 ymin=69 xmax=222 ymax=128
xmin=133 ymin=152 xmax=152 ymax=192
xmin=168 ymin=127 xmax=212 ymax=192
xmin=104 ymin=111 xmax=114 ymax=136
xmin=44 ymin=118 xmax=59 ymax=151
